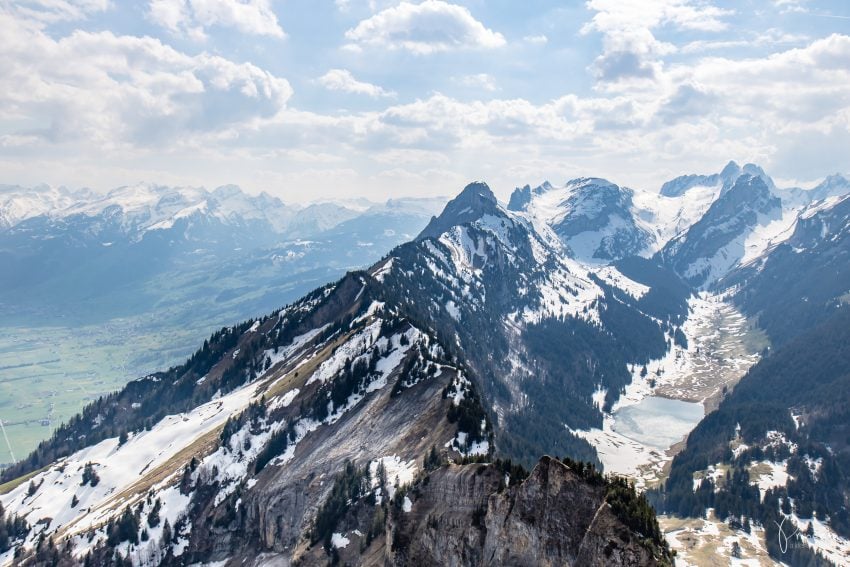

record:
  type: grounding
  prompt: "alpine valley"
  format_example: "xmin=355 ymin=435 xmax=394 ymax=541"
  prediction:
xmin=1 ymin=161 xmax=849 ymax=567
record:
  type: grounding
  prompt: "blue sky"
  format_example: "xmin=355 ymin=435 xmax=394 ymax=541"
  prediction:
xmin=1 ymin=0 xmax=849 ymax=201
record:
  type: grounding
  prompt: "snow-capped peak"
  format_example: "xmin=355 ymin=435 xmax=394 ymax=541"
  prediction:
xmin=659 ymin=160 xmax=775 ymax=199
xmin=0 ymin=184 xmax=93 ymax=228
xmin=507 ymin=176 xmax=654 ymax=262
xmin=417 ymin=182 xmax=502 ymax=241
xmin=810 ymin=173 xmax=850 ymax=202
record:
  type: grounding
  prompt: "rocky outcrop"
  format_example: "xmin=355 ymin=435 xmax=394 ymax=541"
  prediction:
xmin=384 ymin=457 xmax=670 ymax=567
xmin=660 ymin=160 xmax=775 ymax=198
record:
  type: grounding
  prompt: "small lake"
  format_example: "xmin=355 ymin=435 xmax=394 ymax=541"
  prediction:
xmin=612 ymin=397 xmax=704 ymax=451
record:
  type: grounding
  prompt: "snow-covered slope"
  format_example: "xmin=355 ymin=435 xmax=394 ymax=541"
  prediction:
xmin=658 ymin=174 xmax=785 ymax=286
xmin=507 ymin=177 xmax=655 ymax=261
xmin=505 ymin=162 xmax=780 ymax=265
xmin=0 ymin=179 xmax=693 ymax=565
xmin=2 ymin=166 xmax=849 ymax=566
xmin=0 ymin=271 xmax=484 ymax=565
xmin=0 ymin=182 xmax=447 ymax=240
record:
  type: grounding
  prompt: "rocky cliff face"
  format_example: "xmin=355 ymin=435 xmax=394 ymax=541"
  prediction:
xmin=305 ymin=456 xmax=670 ymax=567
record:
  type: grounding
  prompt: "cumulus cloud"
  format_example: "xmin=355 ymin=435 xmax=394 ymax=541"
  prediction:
xmin=0 ymin=11 xmax=291 ymax=149
xmin=287 ymin=33 xmax=850 ymax=193
xmin=344 ymin=0 xmax=506 ymax=54
xmin=676 ymin=34 xmax=850 ymax=127
xmin=583 ymin=0 xmax=732 ymax=84
xmin=148 ymin=0 xmax=285 ymax=40
xmin=317 ymin=69 xmax=396 ymax=98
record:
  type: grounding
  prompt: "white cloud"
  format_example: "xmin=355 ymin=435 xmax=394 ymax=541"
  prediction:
xmin=0 ymin=11 xmax=292 ymax=149
xmin=2 ymin=2 xmax=849 ymax=202
xmin=454 ymin=73 xmax=498 ymax=92
xmin=148 ymin=0 xmax=285 ymax=40
xmin=583 ymin=0 xmax=733 ymax=84
xmin=675 ymin=34 xmax=850 ymax=125
xmin=317 ymin=69 xmax=396 ymax=98
xmin=523 ymin=34 xmax=548 ymax=45
xmin=773 ymin=0 xmax=809 ymax=14
xmin=344 ymin=0 xmax=506 ymax=55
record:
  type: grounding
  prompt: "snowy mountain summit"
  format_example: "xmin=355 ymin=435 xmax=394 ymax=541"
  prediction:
xmin=418 ymin=181 xmax=500 ymax=240
xmin=660 ymin=160 xmax=775 ymax=198
xmin=508 ymin=177 xmax=654 ymax=261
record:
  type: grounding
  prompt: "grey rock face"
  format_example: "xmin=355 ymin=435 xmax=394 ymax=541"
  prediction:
xmin=387 ymin=457 xmax=667 ymax=567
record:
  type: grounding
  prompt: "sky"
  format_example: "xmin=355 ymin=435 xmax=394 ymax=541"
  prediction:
xmin=1 ymin=0 xmax=849 ymax=202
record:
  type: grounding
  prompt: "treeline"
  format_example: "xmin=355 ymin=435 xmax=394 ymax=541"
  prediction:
xmin=311 ymin=460 xmax=374 ymax=550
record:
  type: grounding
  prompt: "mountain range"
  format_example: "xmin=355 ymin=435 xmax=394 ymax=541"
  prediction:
xmin=1 ymin=161 xmax=849 ymax=566
xmin=0 ymin=182 xmax=447 ymax=320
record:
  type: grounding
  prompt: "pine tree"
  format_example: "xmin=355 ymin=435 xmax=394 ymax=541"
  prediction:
xmin=731 ymin=541 xmax=742 ymax=559
xmin=161 ymin=520 xmax=172 ymax=550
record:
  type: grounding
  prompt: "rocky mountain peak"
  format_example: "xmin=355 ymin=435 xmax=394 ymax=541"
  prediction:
xmin=659 ymin=160 xmax=775 ymax=198
xmin=417 ymin=181 xmax=502 ymax=240
xmin=507 ymin=181 xmax=554 ymax=212
xmin=508 ymin=175 xmax=652 ymax=261
xmin=811 ymin=173 xmax=850 ymax=201
xmin=459 ymin=180 xmax=497 ymax=203
xmin=719 ymin=159 xmax=741 ymax=179
xmin=735 ymin=163 xmax=776 ymax=193
xmin=719 ymin=173 xmax=778 ymax=213
xmin=659 ymin=172 xmax=783 ymax=286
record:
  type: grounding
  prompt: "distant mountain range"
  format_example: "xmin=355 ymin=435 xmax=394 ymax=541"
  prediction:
xmin=0 ymin=181 xmax=446 ymax=346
